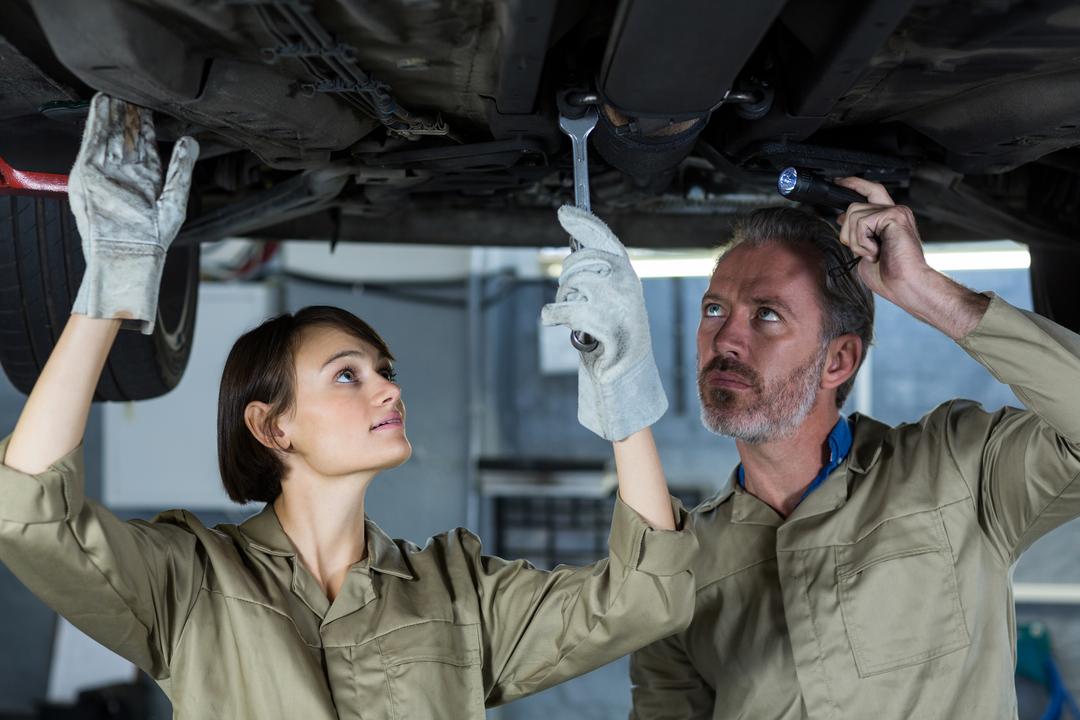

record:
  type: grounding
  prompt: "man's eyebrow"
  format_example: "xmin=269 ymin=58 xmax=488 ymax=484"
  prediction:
xmin=321 ymin=348 xmax=367 ymax=370
xmin=750 ymin=295 xmax=795 ymax=315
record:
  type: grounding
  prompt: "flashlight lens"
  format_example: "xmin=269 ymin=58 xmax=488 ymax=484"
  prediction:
xmin=778 ymin=167 xmax=799 ymax=195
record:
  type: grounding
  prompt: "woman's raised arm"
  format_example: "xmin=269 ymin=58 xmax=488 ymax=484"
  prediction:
xmin=541 ymin=205 xmax=677 ymax=530
xmin=474 ymin=213 xmax=694 ymax=700
xmin=613 ymin=429 xmax=675 ymax=530
xmin=0 ymin=94 xmax=203 ymax=681
xmin=6 ymin=316 xmax=121 ymax=474
xmin=6 ymin=93 xmax=197 ymax=473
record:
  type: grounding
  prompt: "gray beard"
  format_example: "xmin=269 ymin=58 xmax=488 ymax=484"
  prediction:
xmin=698 ymin=346 xmax=828 ymax=444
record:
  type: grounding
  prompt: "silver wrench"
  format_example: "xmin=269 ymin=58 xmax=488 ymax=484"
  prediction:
xmin=558 ymin=106 xmax=600 ymax=353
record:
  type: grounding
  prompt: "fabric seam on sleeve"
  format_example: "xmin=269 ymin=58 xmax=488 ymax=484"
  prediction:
xmin=62 ymin=517 xmax=163 ymax=675
xmin=1011 ymin=466 xmax=1080 ymax=564
xmin=499 ymin=561 xmax=635 ymax=699
xmin=942 ymin=400 xmax=1012 ymax=570
xmin=169 ymin=555 xmax=209 ymax=665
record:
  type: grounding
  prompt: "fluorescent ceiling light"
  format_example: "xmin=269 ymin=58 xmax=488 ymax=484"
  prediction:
xmin=540 ymin=248 xmax=720 ymax=279
xmin=630 ymin=256 xmax=721 ymax=278
xmin=924 ymin=249 xmax=1030 ymax=271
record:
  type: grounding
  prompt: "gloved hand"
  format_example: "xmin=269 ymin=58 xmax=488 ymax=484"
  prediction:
xmin=541 ymin=205 xmax=668 ymax=441
xmin=68 ymin=93 xmax=199 ymax=334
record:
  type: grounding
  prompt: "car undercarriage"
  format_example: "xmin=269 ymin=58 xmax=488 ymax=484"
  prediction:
xmin=2 ymin=0 xmax=1080 ymax=398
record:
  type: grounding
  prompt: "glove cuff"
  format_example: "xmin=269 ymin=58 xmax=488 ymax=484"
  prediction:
xmin=578 ymin=353 xmax=669 ymax=441
xmin=71 ymin=242 xmax=166 ymax=335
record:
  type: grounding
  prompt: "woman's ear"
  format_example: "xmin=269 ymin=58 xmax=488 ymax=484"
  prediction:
xmin=244 ymin=401 xmax=290 ymax=452
xmin=821 ymin=334 xmax=862 ymax=392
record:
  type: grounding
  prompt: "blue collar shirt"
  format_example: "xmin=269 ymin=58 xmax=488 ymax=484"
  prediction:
xmin=736 ymin=416 xmax=854 ymax=509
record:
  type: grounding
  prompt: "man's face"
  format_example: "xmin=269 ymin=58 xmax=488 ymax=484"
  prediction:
xmin=696 ymin=241 xmax=829 ymax=443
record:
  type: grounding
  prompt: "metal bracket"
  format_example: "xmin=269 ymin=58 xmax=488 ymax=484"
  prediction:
xmin=261 ymin=42 xmax=356 ymax=64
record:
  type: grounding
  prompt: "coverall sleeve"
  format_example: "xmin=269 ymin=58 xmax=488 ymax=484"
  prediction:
xmin=0 ymin=434 xmax=204 ymax=679
xmin=469 ymin=493 xmax=697 ymax=706
xmin=628 ymin=629 xmax=714 ymax=719
xmin=948 ymin=293 xmax=1080 ymax=562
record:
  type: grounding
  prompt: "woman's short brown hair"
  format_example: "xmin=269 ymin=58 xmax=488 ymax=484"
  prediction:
xmin=217 ymin=305 xmax=393 ymax=504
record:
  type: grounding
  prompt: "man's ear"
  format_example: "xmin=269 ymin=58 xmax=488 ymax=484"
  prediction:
xmin=244 ymin=401 xmax=290 ymax=452
xmin=821 ymin=334 xmax=862 ymax=392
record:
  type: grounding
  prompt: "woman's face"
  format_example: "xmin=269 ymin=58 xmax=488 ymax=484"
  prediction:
xmin=278 ymin=325 xmax=411 ymax=479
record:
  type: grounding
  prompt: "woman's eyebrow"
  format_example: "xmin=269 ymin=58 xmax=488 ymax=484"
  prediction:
xmin=321 ymin=348 xmax=367 ymax=370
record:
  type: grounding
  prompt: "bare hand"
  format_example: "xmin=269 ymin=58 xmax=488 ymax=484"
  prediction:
xmin=834 ymin=177 xmax=932 ymax=302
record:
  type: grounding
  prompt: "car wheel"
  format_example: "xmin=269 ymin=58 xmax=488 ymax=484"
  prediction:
xmin=1030 ymin=246 xmax=1080 ymax=333
xmin=0 ymin=195 xmax=199 ymax=401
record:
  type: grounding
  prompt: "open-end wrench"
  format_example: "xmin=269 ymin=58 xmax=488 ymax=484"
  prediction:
xmin=558 ymin=105 xmax=600 ymax=353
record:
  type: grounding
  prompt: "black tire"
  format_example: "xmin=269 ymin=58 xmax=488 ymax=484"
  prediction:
xmin=0 ymin=195 xmax=199 ymax=401
xmin=1030 ymin=246 xmax=1080 ymax=334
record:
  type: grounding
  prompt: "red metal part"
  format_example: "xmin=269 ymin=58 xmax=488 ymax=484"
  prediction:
xmin=0 ymin=154 xmax=68 ymax=197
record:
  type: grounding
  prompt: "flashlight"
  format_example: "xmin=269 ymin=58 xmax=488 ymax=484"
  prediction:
xmin=777 ymin=167 xmax=866 ymax=211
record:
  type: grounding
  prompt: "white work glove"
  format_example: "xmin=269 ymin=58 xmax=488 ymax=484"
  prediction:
xmin=68 ymin=92 xmax=199 ymax=334
xmin=541 ymin=206 xmax=668 ymax=441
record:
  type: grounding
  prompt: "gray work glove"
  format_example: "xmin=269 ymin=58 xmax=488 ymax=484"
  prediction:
xmin=68 ymin=93 xmax=199 ymax=334
xmin=541 ymin=206 xmax=668 ymax=441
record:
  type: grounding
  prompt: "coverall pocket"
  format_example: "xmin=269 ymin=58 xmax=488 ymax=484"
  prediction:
xmin=836 ymin=509 xmax=970 ymax=678
xmin=378 ymin=620 xmax=485 ymax=719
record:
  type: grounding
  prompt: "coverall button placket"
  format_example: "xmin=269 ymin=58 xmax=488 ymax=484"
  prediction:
xmin=730 ymin=489 xmax=782 ymax=527
xmin=774 ymin=467 xmax=852 ymax=720
xmin=284 ymin=533 xmax=383 ymax=720
xmin=319 ymin=568 xmax=380 ymax=720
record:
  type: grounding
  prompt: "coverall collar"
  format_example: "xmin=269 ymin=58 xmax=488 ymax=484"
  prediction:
xmin=698 ymin=412 xmax=888 ymax=522
xmin=239 ymin=503 xmax=416 ymax=580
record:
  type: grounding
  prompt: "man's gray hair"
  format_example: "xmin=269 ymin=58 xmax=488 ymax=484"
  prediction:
xmin=721 ymin=207 xmax=876 ymax=408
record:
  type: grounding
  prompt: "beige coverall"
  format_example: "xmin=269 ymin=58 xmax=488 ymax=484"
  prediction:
xmin=0 ymin=436 xmax=697 ymax=720
xmin=631 ymin=294 xmax=1080 ymax=719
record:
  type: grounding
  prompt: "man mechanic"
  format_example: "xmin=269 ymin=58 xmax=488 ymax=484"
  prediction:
xmin=624 ymin=177 xmax=1080 ymax=719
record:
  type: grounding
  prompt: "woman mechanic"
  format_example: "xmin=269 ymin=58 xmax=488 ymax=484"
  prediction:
xmin=0 ymin=94 xmax=696 ymax=718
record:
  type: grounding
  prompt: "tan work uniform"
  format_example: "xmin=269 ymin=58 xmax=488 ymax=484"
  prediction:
xmin=0 ymin=443 xmax=697 ymax=720
xmin=630 ymin=295 xmax=1080 ymax=720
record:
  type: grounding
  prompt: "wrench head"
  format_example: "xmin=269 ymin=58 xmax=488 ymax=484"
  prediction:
xmin=558 ymin=106 xmax=598 ymax=139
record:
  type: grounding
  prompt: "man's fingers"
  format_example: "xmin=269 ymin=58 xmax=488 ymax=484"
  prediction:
xmin=838 ymin=205 xmax=860 ymax=256
xmin=844 ymin=204 xmax=925 ymax=264
xmin=156 ymin=136 xmax=199 ymax=241
xmin=855 ymin=215 xmax=882 ymax=261
xmin=835 ymin=176 xmax=895 ymax=206
xmin=839 ymin=205 xmax=877 ymax=261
